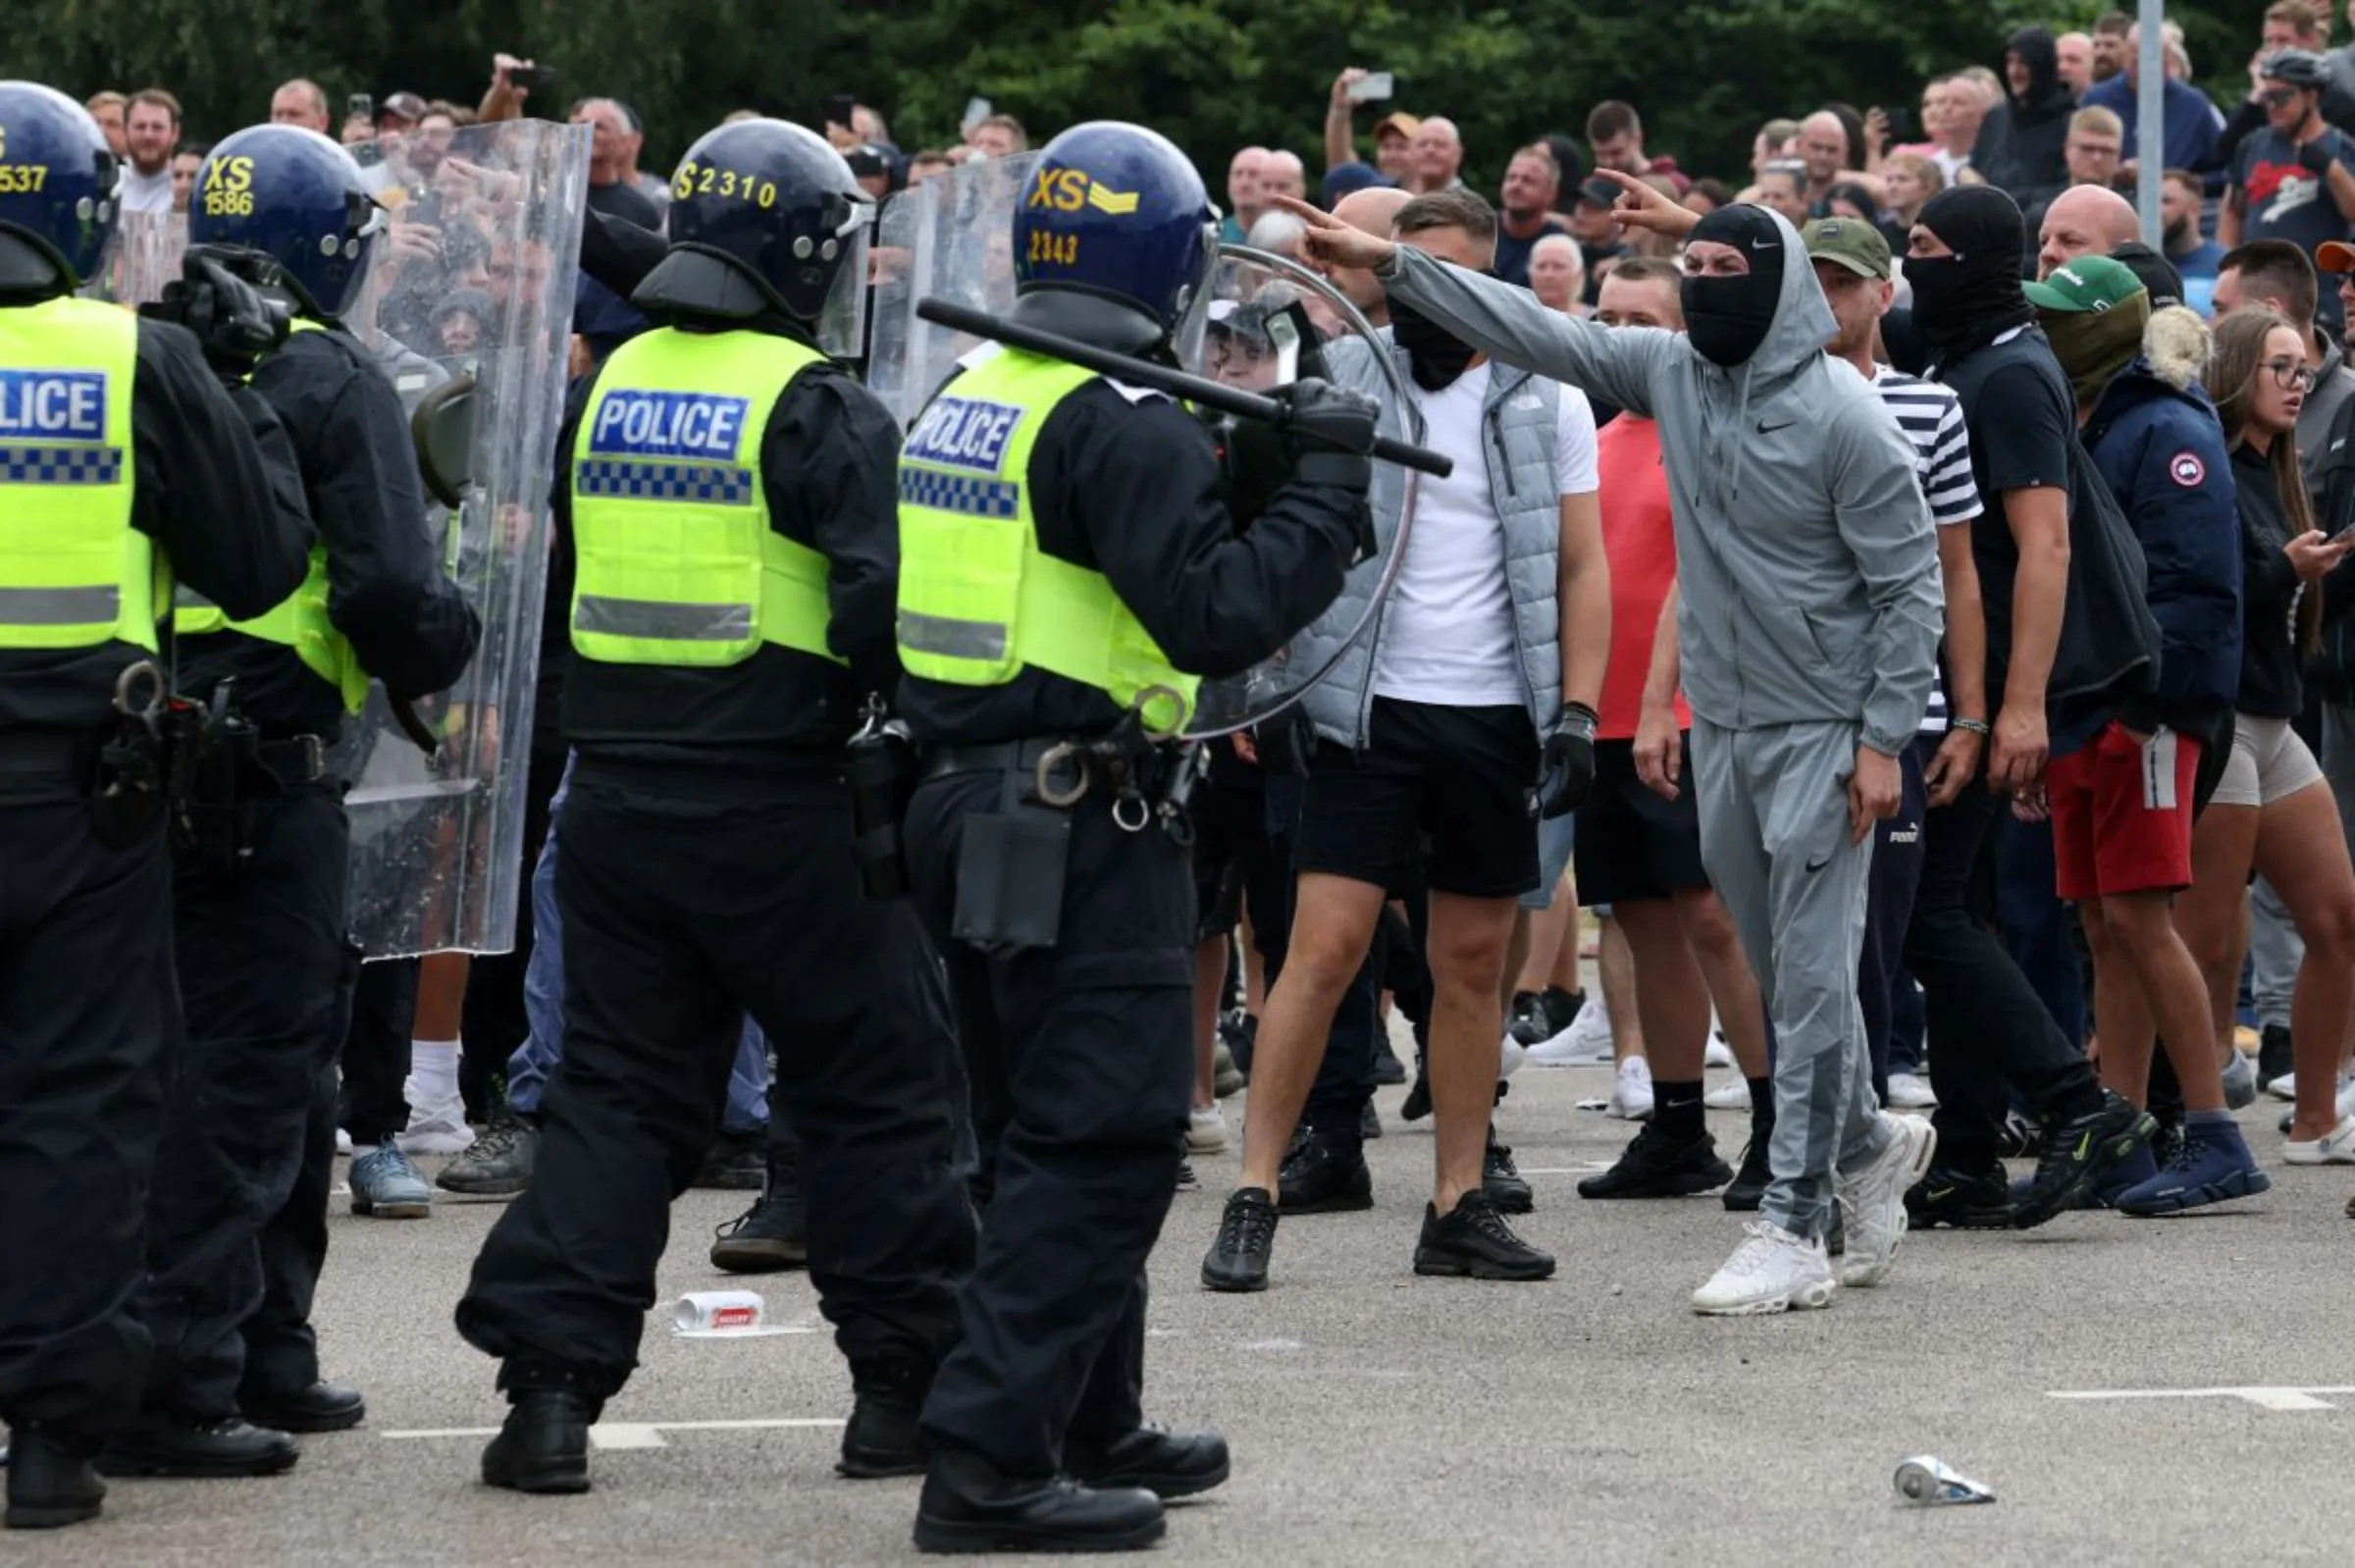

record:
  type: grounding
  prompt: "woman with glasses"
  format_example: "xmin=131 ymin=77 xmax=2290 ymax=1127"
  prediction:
xmin=2180 ymin=309 xmax=2355 ymax=1165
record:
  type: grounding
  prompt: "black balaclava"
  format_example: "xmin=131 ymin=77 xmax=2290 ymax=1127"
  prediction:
xmin=1390 ymin=293 xmax=1482 ymax=390
xmin=1908 ymin=184 xmax=2037 ymax=364
xmin=1681 ymin=204 xmax=1786 ymax=367
xmin=2007 ymin=26 xmax=2065 ymax=110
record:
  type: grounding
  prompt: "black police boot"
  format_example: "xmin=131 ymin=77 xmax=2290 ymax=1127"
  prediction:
xmin=1279 ymin=1128 xmax=1372 ymax=1214
xmin=710 ymin=1137 xmax=808 ymax=1274
xmin=98 ymin=1413 xmax=298 ymax=1478
xmin=691 ymin=1129 xmax=765 ymax=1190
xmin=839 ymin=1359 xmax=928 ymax=1479
xmin=1200 ymin=1186 xmax=1278 ymax=1292
xmin=5 ymin=1425 xmax=105 ymax=1530
xmin=480 ymin=1390 xmax=595 ymax=1495
xmin=240 ymin=1381 xmax=366 ymax=1435
xmin=1483 ymin=1124 xmax=1534 ymax=1215
xmin=913 ymin=1447 xmax=1165 ymax=1554
xmin=1065 ymin=1423 xmax=1230 ymax=1499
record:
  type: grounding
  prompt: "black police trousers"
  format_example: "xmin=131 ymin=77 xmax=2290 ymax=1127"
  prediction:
xmin=131 ymin=783 xmax=350 ymax=1419
xmin=907 ymin=772 xmax=1194 ymax=1479
xmin=0 ymin=752 xmax=175 ymax=1435
xmin=455 ymin=764 xmax=970 ymax=1397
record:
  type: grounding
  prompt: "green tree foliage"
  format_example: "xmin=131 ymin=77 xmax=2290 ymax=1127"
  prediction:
xmin=14 ymin=0 xmax=2259 ymax=188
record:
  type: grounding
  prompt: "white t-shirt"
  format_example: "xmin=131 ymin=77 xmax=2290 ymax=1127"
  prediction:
xmin=1372 ymin=361 xmax=1597 ymax=707
xmin=119 ymin=166 xmax=174 ymax=215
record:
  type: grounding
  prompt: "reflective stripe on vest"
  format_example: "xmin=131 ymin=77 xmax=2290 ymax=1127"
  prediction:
xmin=172 ymin=320 xmax=372 ymax=711
xmin=0 ymin=296 xmax=151 ymax=653
xmin=895 ymin=350 xmax=1197 ymax=734
xmin=568 ymin=327 xmax=842 ymax=668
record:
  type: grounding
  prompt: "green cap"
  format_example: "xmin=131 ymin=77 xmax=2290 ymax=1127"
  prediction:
xmin=2023 ymin=255 xmax=2148 ymax=313
xmin=1801 ymin=217 xmax=1891 ymax=280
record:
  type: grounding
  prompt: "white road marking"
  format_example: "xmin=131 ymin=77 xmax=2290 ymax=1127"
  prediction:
xmin=384 ymin=1418 xmax=847 ymax=1448
xmin=2049 ymin=1385 xmax=2355 ymax=1411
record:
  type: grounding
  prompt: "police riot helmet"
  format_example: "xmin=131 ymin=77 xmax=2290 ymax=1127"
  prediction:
xmin=634 ymin=118 xmax=871 ymax=332
xmin=1009 ymin=121 xmax=1217 ymax=359
xmin=184 ymin=125 xmax=385 ymax=319
xmin=0 ymin=82 xmax=122 ymax=292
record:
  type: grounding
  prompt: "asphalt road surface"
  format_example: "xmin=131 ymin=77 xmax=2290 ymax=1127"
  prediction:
xmin=12 ymin=1044 xmax=2350 ymax=1567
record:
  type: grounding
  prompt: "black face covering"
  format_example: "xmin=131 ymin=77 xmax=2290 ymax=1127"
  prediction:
xmin=1679 ymin=205 xmax=1786 ymax=367
xmin=1389 ymin=293 xmax=1482 ymax=390
xmin=1909 ymin=184 xmax=2037 ymax=364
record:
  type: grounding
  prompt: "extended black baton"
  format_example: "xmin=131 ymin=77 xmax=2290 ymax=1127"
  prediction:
xmin=914 ymin=296 xmax=1454 ymax=478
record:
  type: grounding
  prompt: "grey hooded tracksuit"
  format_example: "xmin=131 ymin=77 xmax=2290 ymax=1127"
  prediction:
xmin=1380 ymin=218 xmax=1945 ymax=1238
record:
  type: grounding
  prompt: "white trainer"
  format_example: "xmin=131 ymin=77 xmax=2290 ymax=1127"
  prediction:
xmin=2267 ymin=1071 xmax=2297 ymax=1101
xmin=1886 ymin=1072 xmax=1937 ymax=1110
xmin=1692 ymin=1220 xmax=1837 ymax=1316
xmin=2284 ymin=1115 xmax=2355 ymax=1166
xmin=1835 ymin=1113 xmax=1937 ymax=1287
xmin=397 ymin=1084 xmax=476 ymax=1156
xmin=1186 ymin=1104 xmax=1230 ymax=1156
xmin=1606 ymin=1056 xmax=1654 ymax=1121
xmin=1704 ymin=1032 xmax=1736 ymax=1070
xmin=335 ymin=1126 xmax=353 ymax=1158
xmin=1703 ymin=1076 xmax=1753 ymax=1111
xmin=1529 ymin=992 xmax=1614 ymax=1066
xmin=1497 ymin=1031 xmax=1528 ymax=1081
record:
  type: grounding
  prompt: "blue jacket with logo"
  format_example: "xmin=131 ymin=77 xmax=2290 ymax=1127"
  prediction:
xmin=2080 ymin=345 xmax=2243 ymax=732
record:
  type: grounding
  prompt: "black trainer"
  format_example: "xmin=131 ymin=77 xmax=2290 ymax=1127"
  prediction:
xmin=2013 ymin=1089 xmax=2158 ymax=1229
xmin=1065 ymin=1424 xmax=1230 ymax=1499
xmin=1720 ymin=1134 xmax=1771 ymax=1211
xmin=914 ymin=1450 xmax=1164 ymax=1554
xmin=1484 ymin=1125 xmax=1534 ymax=1214
xmin=5 ymin=1424 xmax=104 ymax=1531
xmin=1372 ymin=1036 xmax=1408 ymax=1085
xmin=1279 ymin=1129 xmax=1372 ymax=1213
xmin=839 ymin=1359 xmax=928 ymax=1479
xmin=1578 ymin=1124 xmax=1735 ymax=1200
xmin=1509 ymin=986 xmax=1584 ymax=1046
xmin=1201 ymin=1187 xmax=1278 ymax=1291
xmin=1400 ymin=1065 xmax=1432 ymax=1122
xmin=1412 ymin=1191 xmax=1555 ymax=1281
xmin=711 ymin=1138 xmax=808 ymax=1274
xmin=481 ymin=1390 xmax=594 ymax=1494
xmin=1996 ymin=1108 xmax=2044 ymax=1160
xmin=691 ymin=1130 xmax=765 ymax=1191
xmin=1905 ymin=1161 xmax=2016 ymax=1229
xmin=1360 ymin=1100 xmax=1383 ymax=1139
xmin=2258 ymin=1024 xmax=2294 ymax=1092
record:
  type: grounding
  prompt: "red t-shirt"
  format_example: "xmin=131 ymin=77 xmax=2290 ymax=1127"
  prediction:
xmin=1594 ymin=413 xmax=1691 ymax=740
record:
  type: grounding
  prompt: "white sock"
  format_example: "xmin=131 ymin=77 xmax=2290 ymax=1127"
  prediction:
xmin=410 ymin=1039 xmax=461 ymax=1103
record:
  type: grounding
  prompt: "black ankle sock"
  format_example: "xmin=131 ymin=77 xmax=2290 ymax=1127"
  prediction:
xmin=1748 ymin=1075 xmax=1776 ymax=1141
xmin=1655 ymin=1079 xmax=1705 ymax=1141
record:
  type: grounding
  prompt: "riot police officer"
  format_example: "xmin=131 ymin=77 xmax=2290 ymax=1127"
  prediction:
xmin=894 ymin=121 xmax=1377 ymax=1553
xmin=0 ymin=81 xmax=312 ymax=1531
xmin=451 ymin=118 xmax=973 ymax=1495
xmin=95 ymin=126 xmax=483 ymax=1481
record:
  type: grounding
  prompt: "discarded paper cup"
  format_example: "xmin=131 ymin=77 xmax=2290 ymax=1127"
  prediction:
xmin=673 ymin=1290 xmax=765 ymax=1334
xmin=1894 ymin=1455 xmax=1995 ymax=1505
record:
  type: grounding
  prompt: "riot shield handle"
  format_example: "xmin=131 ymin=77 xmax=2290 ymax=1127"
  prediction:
xmin=411 ymin=374 xmax=481 ymax=509
xmin=913 ymin=297 xmax=1453 ymax=478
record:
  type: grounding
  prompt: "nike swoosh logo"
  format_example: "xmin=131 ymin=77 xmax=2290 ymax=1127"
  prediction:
xmin=1758 ymin=418 xmax=1794 ymax=433
xmin=1805 ymin=855 xmax=1830 ymax=872
xmin=1926 ymin=1185 xmax=1956 ymax=1202
xmin=2075 ymin=1131 xmax=2092 ymax=1161
xmin=1751 ymin=237 xmax=1777 ymax=249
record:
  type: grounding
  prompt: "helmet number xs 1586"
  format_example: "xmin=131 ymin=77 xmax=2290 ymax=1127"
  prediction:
xmin=201 ymin=154 xmax=255 ymax=219
xmin=672 ymin=160 xmax=778 ymax=209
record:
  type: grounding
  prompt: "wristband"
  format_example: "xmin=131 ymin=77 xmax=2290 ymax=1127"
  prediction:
xmin=1951 ymin=717 xmax=1991 ymax=735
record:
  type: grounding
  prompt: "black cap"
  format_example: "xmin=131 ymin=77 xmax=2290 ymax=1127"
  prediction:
xmin=2110 ymin=240 xmax=2185 ymax=309
xmin=1577 ymin=175 xmax=1619 ymax=209
xmin=844 ymin=143 xmax=889 ymax=179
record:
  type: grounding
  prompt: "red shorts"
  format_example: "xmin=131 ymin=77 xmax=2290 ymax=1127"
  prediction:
xmin=2047 ymin=720 xmax=2201 ymax=900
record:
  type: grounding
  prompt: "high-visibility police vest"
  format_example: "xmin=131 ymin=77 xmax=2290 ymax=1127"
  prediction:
xmin=173 ymin=319 xmax=371 ymax=712
xmin=896 ymin=350 xmax=1197 ymax=734
xmin=0 ymin=296 xmax=154 ymax=653
xmin=568 ymin=327 xmax=842 ymax=668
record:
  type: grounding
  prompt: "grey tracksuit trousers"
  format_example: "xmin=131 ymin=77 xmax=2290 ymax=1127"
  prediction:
xmin=1692 ymin=716 xmax=1892 ymax=1239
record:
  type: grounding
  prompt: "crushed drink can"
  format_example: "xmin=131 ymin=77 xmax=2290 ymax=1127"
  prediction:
xmin=672 ymin=1290 xmax=765 ymax=1335
xmin=1894 ymin=1455 xmax=1995 ymax=1505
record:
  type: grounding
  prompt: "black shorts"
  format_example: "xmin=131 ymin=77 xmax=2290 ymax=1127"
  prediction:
xmin=1293 ymin=698 xmax=1540 ymax=900
xmin=1572 ymin=736 xmax=1710 ymax=906
xmin=1190 ymin=778 xmax=1269 ymax=939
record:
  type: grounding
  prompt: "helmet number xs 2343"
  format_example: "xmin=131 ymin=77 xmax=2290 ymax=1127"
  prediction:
xmin=1026 ymin=230 xmax=1078 ymax=266
xmin=201 ymin=154 xmax=256 ymax=218
xmin=671 ymin=161 xmax=778 ymax=209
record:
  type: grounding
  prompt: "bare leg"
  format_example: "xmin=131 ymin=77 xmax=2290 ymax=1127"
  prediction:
xmin=1596 ymin=915 xmax=1644 ymax=1065
xmin=1611 ymin=899 xmax=1705 ymax=1075
xmin=1192 ymin=935 xmax=1228 ymax=1112
xmin=1677 ymin=888 xmax=1768 ymax=1077
xmin=2100 ymin=890 xmax=2225 ymax=1114
xmin=2083 ymin=900 xmax=2159 ymax=1102
xmin=1427 ymin=891 xmax=1521 ymax=1211
xmin=2250 ymin=782 xmax=2355 ymax=1141
xmin=1515 ymin=875 xmax=1579 ymax=994
xmin=1233 ymin=874 xmax=1388 ymax=1194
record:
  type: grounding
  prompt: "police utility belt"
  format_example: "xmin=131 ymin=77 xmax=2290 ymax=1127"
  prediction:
xmin=922 ymin=730 xmax=1206 ymax=838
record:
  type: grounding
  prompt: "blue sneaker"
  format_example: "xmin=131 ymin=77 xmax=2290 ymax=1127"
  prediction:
xmin=2115 ymin=1121 xmax=2271 ymax=1217
xmin=350 ymin=1146 xmax=433 ymax=1218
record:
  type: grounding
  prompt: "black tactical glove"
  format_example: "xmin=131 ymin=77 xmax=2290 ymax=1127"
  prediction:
xmin=1536 ymin=702 xmax=1599 ymax=818
xmin=1277 ymin=377 xmax=1378 ymax=496
xmin=168 ymin=251 xmax=291 ymax=379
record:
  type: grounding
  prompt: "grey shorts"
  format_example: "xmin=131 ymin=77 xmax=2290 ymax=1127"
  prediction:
xmin=2210 ymin=712 xmax=2326 ymax=810
xmin=1520 ymin=811 xmax=1576 ymax=911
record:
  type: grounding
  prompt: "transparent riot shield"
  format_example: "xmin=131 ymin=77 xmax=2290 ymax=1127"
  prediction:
xmin=1178 ymin=244 xmax=1418 ymax=738
xmin=332 ymin=117 xmax=590 ymax=957
xmin=865 ymin=152 xmax=1039 ymax=428
xmin=93 ymin=208 xmax=189 ymax=306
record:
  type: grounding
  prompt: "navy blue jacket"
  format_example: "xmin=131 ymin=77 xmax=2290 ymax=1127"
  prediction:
xmin=2082 ymin=358 xmax=2243 ymax=733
